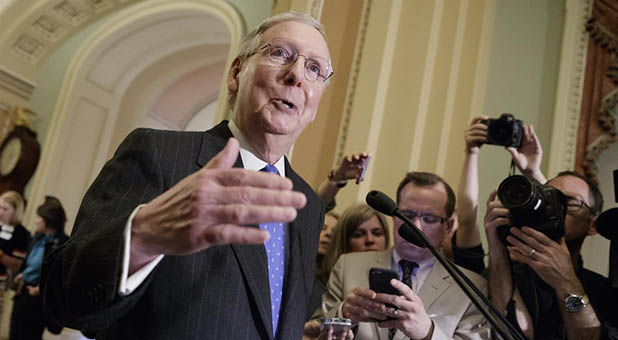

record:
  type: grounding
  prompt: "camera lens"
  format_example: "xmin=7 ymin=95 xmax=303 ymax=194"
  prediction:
xmin=498 ymin=175 xmax=533 ymax=208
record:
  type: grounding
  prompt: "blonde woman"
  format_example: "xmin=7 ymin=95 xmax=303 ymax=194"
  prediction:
xmin=0 ymin=191 xmax=31 ymax=328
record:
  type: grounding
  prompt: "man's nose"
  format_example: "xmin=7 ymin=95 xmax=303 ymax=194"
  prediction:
xmin=409 ymin=216 xmax=425 ymax=230
xmin=284 ymin=57 xmax=305 ymax=87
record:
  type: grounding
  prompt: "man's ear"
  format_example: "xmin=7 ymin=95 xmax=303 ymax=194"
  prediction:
xmin=446 ymin=216 xmax=455 ymax=234
xmin=227 ymin=57 xmax=242 ymax=93
xmin=588 ymin=217 xmax=598 ymax=236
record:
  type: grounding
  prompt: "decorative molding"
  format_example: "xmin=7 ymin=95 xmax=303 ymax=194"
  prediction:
xmin=53 ymin=0 xmax=90 ymax=26
xmin=583 ymin=89 xmax=618 ymax=179
xmin=586 ymin=17 xmax=618 ymax=53
xmin=335 ymin=0 xmax=372 ymax=164
xmin=548 ymin=0 xmax=593 ymax=176
xmin=0 ymin=66 xmax=36 ymax=100
xmin=609 ymin=60 xmax=618 ymax=85
xmin=32 ymin=15 xmax=66 ymax=42
xmin=577 ymin=0 xmax=618 ymax=181
xmin=11 ymin=34 xmax=46 ymax=63
xmin=81 ymin=0 xmax=114 ymax=14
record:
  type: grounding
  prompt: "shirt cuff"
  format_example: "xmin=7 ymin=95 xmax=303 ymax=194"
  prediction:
xmin=119 ymin=204 xmax=164 ymax=296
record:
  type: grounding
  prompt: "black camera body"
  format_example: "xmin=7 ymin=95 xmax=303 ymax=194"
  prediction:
xmin=497 ymin=175 xmax=567 ymax=242
xmin=484 ymin=113 xmax=524 ymax=148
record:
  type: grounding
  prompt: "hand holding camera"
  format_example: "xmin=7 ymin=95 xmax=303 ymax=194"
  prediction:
xmin=479 ymin=113 xmax=547 ymax=183
xmin=506 ymin=226 xmax=583 ymax=297
xmin=464 ymin=116 xmax=489 ymax=154
xmin=506 ymin=125 xmax=547 ymax=184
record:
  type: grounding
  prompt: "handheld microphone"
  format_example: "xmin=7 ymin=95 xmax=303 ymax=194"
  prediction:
xmin=365 ymin=190 xmax=426 ymax=248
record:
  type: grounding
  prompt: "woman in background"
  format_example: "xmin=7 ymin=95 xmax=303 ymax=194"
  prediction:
xmin=0 ymin=191 xmax=31 ymax=328
xmin=10 ymin=196 xmax=68 ymax=340
xmin=317 ymin=203 xmax=390 ymax=285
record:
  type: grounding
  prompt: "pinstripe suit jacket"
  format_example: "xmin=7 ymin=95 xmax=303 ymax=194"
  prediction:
xmin=41 ymin=121 xmax=325 ymax=340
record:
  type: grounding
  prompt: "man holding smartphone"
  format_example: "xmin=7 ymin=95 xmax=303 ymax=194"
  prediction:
xmin=315 ymin=172 xmax=490 ymax=340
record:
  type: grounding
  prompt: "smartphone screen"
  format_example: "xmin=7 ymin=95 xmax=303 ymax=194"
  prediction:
xmin=356 ymin=155 xmax=372 ymax=184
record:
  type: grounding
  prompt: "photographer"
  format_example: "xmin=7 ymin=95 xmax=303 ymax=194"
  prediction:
xmin=451 ymin=117 xmax=546 ymax=274
xmin=485 ymin=171 xmax=618 ymax=339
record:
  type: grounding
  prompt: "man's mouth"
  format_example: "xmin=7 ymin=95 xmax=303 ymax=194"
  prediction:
xmin=273 ymin=99 xmax=296 ymax=110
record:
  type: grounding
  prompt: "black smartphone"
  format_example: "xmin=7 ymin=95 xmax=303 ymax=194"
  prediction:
xmin=368 ymin=267 xmax=400 ymax=309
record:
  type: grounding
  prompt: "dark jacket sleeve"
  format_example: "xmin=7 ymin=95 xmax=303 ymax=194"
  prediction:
xmin=40 ymin=128 xmax=167 ymax=331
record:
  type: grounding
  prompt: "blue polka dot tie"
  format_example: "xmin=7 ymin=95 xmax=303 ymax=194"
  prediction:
xmin=260 ymin=164 xmax=285 ymax=338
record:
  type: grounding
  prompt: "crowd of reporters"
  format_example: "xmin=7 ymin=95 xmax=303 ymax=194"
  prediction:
xmin=302 ymin=114 xmax=618 ymax=340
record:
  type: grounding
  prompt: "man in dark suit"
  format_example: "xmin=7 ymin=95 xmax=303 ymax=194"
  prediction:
xmin=41 ymin=11 xmax=333 ymax=340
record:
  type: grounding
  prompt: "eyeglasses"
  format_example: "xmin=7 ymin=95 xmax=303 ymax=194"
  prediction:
xmin=399 ymin=210 xmax=446 ymax=226
xmin=252 ymin=40 xmax=333 ymax=83
xmin=565 ymin=196 xmax=593 ymax=214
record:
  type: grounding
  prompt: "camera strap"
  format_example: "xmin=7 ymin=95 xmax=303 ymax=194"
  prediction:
xmin=509 ymin=159 xmax=517 ymax=176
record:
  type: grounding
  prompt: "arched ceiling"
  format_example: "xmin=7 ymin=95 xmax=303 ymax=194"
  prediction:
xmin=0 ymin=0 xmax=273 ymax=101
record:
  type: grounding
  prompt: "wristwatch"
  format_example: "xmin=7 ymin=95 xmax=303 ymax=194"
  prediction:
xmin=564 ymin=294 xmax=588 ymax=313
xmin=328 ymin=170 xmax=347 ymax=188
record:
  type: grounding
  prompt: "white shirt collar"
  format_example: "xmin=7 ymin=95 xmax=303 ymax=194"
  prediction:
xmin=392 ymin=248 xmax=436 ymax=291
xmin=228 ymin=120 xmax=286 ymax=176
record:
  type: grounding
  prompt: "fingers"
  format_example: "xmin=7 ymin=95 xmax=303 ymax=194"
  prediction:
xmin=343 ymin=288 xmax=390 ymax=322
xmin=390 ymin=279 xmax=417 ymax=301
xmin=486 ymin=189 xmax=498 ymax=204
xmin=509 ymin=227 xmax=555 ymax=248
xmin=528 ymin=125 xmax=542 ymax=149
xmin=208 ymin=168 xmax=294 ymax=191
xmin=203 ymin=204 xmax=300 ymax=225
xmin=344 ymin=302 xmax=389 ymax=322
xmin=471 ymin=115 xmax=489 ymax=125
xmin=202 ymin=224 xmax=270 ymax=246
xmin=202 ymin=186 xmax=307 ymax=209
xmin=204 ymin=138 xmax=240 ymax=170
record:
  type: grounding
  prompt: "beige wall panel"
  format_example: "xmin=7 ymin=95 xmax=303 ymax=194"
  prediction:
xmin=331 ymin=0 xmax=403 ymax=208
xmin=419 ymin=0 xmax=458 ymax=173
xmin=441 ymin=0 xmax=486 ymax=188
xmin=372 ymin=0 xmax=438 ymax=198
xmin=325 ymin=0 xmax=495 ymax=211
xmin=291 ymin=0 xmax=363 ymax=186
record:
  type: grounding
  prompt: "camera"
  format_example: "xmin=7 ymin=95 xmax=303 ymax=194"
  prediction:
xmin=483 ymin=113 xmax=524 ymax=148
xmin=497 ymin=175 xmax=567 ymax=241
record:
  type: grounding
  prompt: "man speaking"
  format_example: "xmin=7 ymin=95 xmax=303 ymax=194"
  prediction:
xmin=41 ymin=11 xmax=332 ymax=340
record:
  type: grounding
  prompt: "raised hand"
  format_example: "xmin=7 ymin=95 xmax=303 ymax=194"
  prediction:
xmin=331 ymin=152 xmax=371 ymax=184
xmin=506 ymin=125 xmax=546 ymax=183
xmin=507 ymin=227 xmax=581 ymax=295
xmin=129 ymin=138 xmax=307 ymax=272
xmin=464 ymin=116 xmax=489 ymax=154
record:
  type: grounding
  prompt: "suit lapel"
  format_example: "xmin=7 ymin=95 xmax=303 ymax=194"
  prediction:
xmin=392 ymin=255 xmax=450 ymax=340
xmin=276 ymin=159 xmax=313 ymax=339
xmin=197 ymin=121 xmax=274 ymax=339
xmin=417 ymin=261 xmax=450 ymax=312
